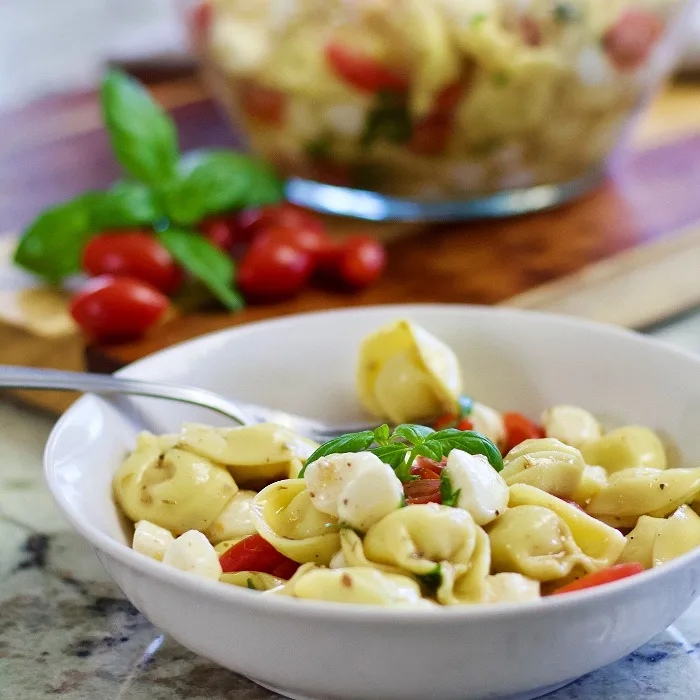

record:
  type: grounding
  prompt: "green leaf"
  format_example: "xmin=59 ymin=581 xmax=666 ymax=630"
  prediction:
xmin=163 ymin=150 xmax=283 ymax=225
xmin=101 ymin=70 xmax=179 ymax=186
xmin=373 ymin=424 xmax=391 ymax=446
xmin=89 ymin=181 xmax=161 ymax=230
xmin=424 ymin=429 xmax=504 ymax=472
xmin=412 ymin=442 xmax=442 ymax=462
xmin=298 ymin=431 xmax=376 ymax=477
xmin=370 ymin=443 xmax=413 ymax=481
xmin=393 ymin=424 xmax=434 ymax=446
xmin=417 ymin=564 xmax=442 ymax=594
xmin=361 ymin=91 xmax=413 ymax=149
xmin=440 ymin=470 xmax=461 ymax=508
xmin=13 ymin=195 xmax=96 ymax=282
xmin=157 ymin=228 xmax=244 ymax=311
xmin=458 ymin=396 xmax=474 ymax=419
xmin=246 ymin=578 xmax=257 ymax=590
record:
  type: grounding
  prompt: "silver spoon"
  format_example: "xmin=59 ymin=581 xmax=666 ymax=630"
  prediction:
xmin=0 ymin=365 xmax=377 ymax=443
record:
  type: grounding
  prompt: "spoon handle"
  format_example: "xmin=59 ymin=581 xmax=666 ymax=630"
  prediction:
xmin=0 ymin=365 xmax=252 ymax=425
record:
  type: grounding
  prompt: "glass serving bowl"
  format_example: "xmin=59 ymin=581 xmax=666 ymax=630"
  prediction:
xmin=180 ymin=0 xmax=694 ymax=221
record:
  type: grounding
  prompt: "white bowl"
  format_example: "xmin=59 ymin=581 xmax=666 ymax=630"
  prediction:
xmin=44 ymin=304 xmax=700 ymax=700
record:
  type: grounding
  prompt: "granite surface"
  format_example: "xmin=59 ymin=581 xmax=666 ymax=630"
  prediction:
xmin=3 ymin=316 xmax=700 ymax=699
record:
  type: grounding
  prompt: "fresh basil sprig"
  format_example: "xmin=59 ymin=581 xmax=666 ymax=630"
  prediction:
xmin=163 ymin=150 xmax=283 ymax=226
xmin=299 ymin=423 xmax=503 ymax=481
xmin=14 ymin=70 xmax=284 ymax=312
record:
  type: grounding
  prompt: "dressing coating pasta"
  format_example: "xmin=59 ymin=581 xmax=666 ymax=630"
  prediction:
xmin=114 ymin=318 xmax=700 ymax=608
xmin=252 ymin=479 xmax=340 ymax=564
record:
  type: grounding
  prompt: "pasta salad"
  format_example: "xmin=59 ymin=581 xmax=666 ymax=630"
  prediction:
xmin=113 ymin=319 xmax=700 ymax=607
xmin=186 ymin=0 xmax=685 ymax=200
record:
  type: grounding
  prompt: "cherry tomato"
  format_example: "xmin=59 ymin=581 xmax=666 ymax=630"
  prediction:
xmin=503 ymin=412 xmax=546 ymax=454
xmin=434 ymin=81 xmax=465 ymax=113
xmin=219 ymin=534 xmax=301 ymax=579
xmin=404 ymin=479 xmax=442 ymax=505
xmin=413 ymin=456 xmax=447 ymax=474
xmin=70 ymin=275 xmax=169 ymax=343
xmin=551 ymin=563 xmax=644 ymax=595
xmin=238 ymin=237 xmax=314 ymax=300
xmin=238 ymin=80 xmax=286 ymax=125
xmin=198 ymin=217 xmax=239 ymax=252
xmin=325 ymin=42 xmax=408 ymax=93
xmin=410 ymin=464 xmax=442 ymax=481
xmin=603 ymin=10 xmax=664 ymax=72
xmin=519 ymin=17 xmax=542 ymax=47
xmin=252 ymin=224 xmax=337 ymax=268
xmin=82 ymin=232 xmax=183 ymax=296
xmin=409 ymin=113 xmax=452 ymax=156
xmin=433 ymin=413 xmax=457 ymax=431
xmin=456 ymin=418 xmax=474 ymax=431
xmin=238 ymin=203 xmax=326 ymax=239
xmin=337 ymin=235 xmax=387 ymax=289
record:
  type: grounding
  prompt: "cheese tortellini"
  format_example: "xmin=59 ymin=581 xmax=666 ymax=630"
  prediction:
xmin=357 ymin=320 xmax=462 ymax=423
xmin=113 ymin=432 xmax=238 ymax=535
xmin=252 ymin=479 xmax=340 ymax=564
xmin=283 ymin=567 xmax=433 ymax=607
xmin=179 ymin=422 xmax=319 ymax=486
xmin=500 ymin=438 xmax=586 ymax=500
xmin=115 ymin=319 xmax=700 ymax=608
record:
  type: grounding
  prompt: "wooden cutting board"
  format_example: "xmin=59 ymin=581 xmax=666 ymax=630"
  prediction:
xmin=3 ymin=76 xmax=700 ymax=413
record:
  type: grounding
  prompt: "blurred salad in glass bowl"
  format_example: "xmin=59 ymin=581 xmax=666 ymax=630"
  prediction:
xmin=180 ymin=0 xmax=693 ymax=221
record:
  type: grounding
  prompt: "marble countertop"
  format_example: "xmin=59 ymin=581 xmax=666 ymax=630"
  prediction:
xmin=3 ymin=315 xmax=700 ymax=700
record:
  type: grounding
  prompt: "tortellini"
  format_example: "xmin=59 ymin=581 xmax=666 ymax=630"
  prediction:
xmin=443 ymin=449 xmax=508 ymax=526
xmin=500 ymin=438 xmax=586 ymax=499
xmin=580 ymin=426 xmax=667 ymax=473
xmin=113 ymin=432 xmax=237 ymax=535
xmin=205 ymin=490 xmax=257 ymax=544
xmin=356 ymin=319 xmax=462 ymax=423
xmin=619 ymin=505 xmax=700 ymax=569
xmin=286 ymin=567 xmax=432 ymax=607
xmin=488 ymin=506 xmax=584 ymax=581
xmin=304 ymin=452 xmax=403 ymax=532
xmin=541 ymin=405 xmax=601 ymax=448
xmin=179 ymin=422 xmax=318 ymax=486
xmin=252 ymin=479 xmax=340 ymax=564
xmin=220 ymin=571 xmax=285 ymax=591
xmin=508 ymin=484 xmax=625 ymax=570
xmin=363 ymin=504 xmax=477 ymax=577
xmin=585 ymin=467 xmax=700 ymax=528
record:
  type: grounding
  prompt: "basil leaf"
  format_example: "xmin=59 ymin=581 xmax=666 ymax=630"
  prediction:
xmin=89 ymin=182 xmax=161 ymax=230
xmin=440 ymin=470 xmax=461 ymax=508
xmin=14 ymin=195 xmax=96 ymax=282
xmin=361 ymin=91 xmax=413 ymax=148
xmin=393 ymin=424 xmax=434 ymax=446
xmin=298 ymin=431 xmax=376 ymax=476
xmin=373 ymin=424 xmax=391 ymax=446
xmin=371 ymin=443 xmax=411 ymax=474
xmin=101 ymin=70 xmax=179 ymax=187
xmin=458 ymin=396 xmax=474 ymax=419
xmin=163 ymin=150 xmax=283 ymax=226
xmin=412 ymin=442 xmax=442 ymax=462
xmin=417 ymin=564 xmax=442 ymax=594
xmin=247 ymin=578 xmax=256 ymax=590
xmin=424 ymin=429 xmax=504 ymax=472
xmin=157 ymin=228 xmax=244 ymax=311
